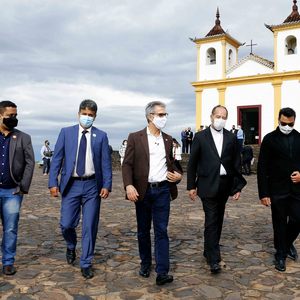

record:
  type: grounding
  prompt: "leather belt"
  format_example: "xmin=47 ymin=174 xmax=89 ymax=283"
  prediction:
xmin=72 ymin=174 xmax=96 ymax=181
xmin=148 ymin=180 xmax=168 ymax=188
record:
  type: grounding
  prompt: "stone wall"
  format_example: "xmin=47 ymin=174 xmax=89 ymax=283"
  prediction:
xmin=112 ymin=144 xmax=260 ymax=173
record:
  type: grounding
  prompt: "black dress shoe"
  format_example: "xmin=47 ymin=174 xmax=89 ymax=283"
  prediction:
xmin=66 ymin=248 xmax=76 ymax=265
xmin=210 ymin=262 xmax=221 ymax=274
xmin=156 ymin=274 xmax=173 ymax=286
xmin=81 ymin=266 xmax=94 ymax=279
xmin=2 ymin=265 xmax=16 ymax=275
xmin=139 ymin=264 xmax=151 ymax=278
xmin=274 ymin=259 xmax=286 ymax=272
xmin=287 ymin=245 xmax=298 ymax=261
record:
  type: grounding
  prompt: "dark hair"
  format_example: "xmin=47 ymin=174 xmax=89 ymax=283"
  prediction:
xmin=0 ymin=100 xmax=17 ymax=114
xmin=278 ymin=107 xmax=296 ymax=119
xmin=172 ymin=138 xmax=180 ymax=147
xmin=79 ymin=99 xmax=98 ymax=113
xmin=211 ymin=105 xmax=228 ymax=117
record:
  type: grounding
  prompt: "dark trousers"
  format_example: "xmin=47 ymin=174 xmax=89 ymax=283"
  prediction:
xmin=271 ymin=194 xmax=300 ymax=259
xmin=181 ymin=140 xmax=187 ymax=154
xmin=42 ymin=158 xmax=51 ymax=174
xmin=60 ymin=178 xmax=101 ymax=268
xmin=242 ymin=160 xmax=251 ymax=175
xmin=135 ymin=182 xmax=170 ymax=275
xmin=186 ymin=140 xmax=193 ymax=154
xmin=201 ymin=176 xmax=232 ymax=264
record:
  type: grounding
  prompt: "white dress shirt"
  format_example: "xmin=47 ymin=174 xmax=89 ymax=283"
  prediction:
xmin=210 ymin=126 xmax=227 ymax=176
xmin=147 ymin=127 xmax=168 ymax=183
xmin=72 ymin=125 xmax=95 ymax=177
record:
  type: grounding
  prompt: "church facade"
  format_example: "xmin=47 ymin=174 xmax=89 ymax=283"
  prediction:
xmin=191 ymin=1 xmax=300 ymax=144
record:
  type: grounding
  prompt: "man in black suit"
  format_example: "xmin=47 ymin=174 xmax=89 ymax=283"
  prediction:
xmin=257 ymin=107 xmax=300 ymax=272
xmin=0 ymin=100 xmax=35 ymax=275
xmin=186 ymin=127 xmax=193 ymax=154
xmin=187 ymin=105 xmax=246 ymax=274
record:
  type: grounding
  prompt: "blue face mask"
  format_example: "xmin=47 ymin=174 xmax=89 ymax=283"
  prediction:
xmin=79 ymin=115 xmax=94 ymax=128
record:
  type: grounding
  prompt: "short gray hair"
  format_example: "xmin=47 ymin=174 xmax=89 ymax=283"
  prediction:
xmin=145 ymin=101 xmax=166 ymax=121
xmin=79 ymin=99 xmax=98 ymax=113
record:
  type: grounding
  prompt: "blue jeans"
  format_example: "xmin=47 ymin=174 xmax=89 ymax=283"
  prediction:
xmin=135 ymin=182 xmax=171 ymax=275
xmin=0 ymin=188 xmax=23 ymax=266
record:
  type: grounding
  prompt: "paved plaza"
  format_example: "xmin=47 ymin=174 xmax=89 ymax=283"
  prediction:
xmin=1 ymin=167 xmax=300 ymax=299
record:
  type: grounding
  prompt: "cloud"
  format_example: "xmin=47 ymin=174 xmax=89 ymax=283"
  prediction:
xmin=0 ymin=0 xmax=294 ymax=157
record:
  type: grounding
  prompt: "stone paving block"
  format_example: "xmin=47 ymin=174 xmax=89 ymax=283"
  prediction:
xmin=1 ymin=167 xmax=300 ymax=299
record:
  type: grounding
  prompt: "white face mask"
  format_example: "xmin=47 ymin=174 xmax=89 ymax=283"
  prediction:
xmin=213 ymin=118 xmax=226 ymax=131
xmin=279 ymin=124 xmax=294 ymax=135
xmin=152 ymin=116 xmax=167 ymax=130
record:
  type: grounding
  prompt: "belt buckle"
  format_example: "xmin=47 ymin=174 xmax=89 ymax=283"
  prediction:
xmin=149 ymin=182 xmax=159 ymax=188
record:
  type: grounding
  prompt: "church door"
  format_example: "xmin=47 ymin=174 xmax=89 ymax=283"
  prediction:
xmin=237 ymin=105 xmax=261 ymax=144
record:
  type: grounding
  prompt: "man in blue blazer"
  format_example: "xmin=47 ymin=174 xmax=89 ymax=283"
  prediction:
xmin=49 ymin=99 xmax=112 ymax=279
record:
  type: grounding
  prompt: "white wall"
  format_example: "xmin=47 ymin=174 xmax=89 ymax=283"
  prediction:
xmin=227 ymin=60 xmax=273 ymax=78
xmin=277 ymin=29 xmax=300 ymax=72
xmin=226 ymin=43 xmax=237 ymax=70
xmin=281 ymin=80 xmax=300 ymax=131
xmin=199 ymin=41 xmax=223 ymax=81
xmin=201 ymin=88 xmax=219 ymax=126
xmin=225 ymin=83 xmax=274 ymax=139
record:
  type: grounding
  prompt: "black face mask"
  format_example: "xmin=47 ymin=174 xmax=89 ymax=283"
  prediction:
xmin=3 ymin=116 xmax=18 ymax=130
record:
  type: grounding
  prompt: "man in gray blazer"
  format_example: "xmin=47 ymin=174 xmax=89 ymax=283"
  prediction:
xmin=187 ymin=105 xmax=246 ymax=274
xmin=0 ymin=100 xmax=35 ymax=276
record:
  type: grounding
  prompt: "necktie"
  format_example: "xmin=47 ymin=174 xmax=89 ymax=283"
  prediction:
xmin=76 ymin=130 xmax=87 ymax=177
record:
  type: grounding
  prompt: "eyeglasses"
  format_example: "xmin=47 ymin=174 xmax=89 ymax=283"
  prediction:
xmin=280 ymin=121 xmax=294 ymax=127
xmin=150 ymin=113 xmax=168 ymax=117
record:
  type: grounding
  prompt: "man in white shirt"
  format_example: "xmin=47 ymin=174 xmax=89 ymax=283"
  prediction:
xmin=122 ymin=101 xmax=182 ymax=285
xmin=187 ymin=105 xmax=246 ymax=274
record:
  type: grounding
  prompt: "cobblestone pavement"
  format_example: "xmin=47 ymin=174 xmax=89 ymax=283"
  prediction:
xmin=1 ymin=167 xmax=300 ymax=299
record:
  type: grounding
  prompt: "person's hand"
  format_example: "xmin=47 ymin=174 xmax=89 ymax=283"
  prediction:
xmin=232 ymin=192 xmax=240 ymax=201
xmin=167 ymin=171 xmax=182 ymax=182
xmin=100 ymin=188 xmax=109 ymax=199
xmin=261 ymin=197 xmax=271 ymax=206
xmin=13 ymin=190 xmax=24 ymax=195
xmin=50 ymin=187 xmax=59 ymax=197
xmin=291 ymin=171 xmax=300 ymax=184
xmin=188 ymin=189 xmax=198 ymax=201
xmin=126 ymin=185 xmax=139 ymax=202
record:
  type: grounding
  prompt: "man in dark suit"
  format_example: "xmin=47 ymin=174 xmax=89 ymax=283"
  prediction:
xmin=186 ymin=127 xmax=194 ymax=153
xmin=257 ymin=107 xmax=300 ymax=272
xmin=187 ymin=105 xmax=246 ymax=274
xmin=122 ymin=101 xmax=182 ymax=286
xmin=49 ymin=99 xmax=112 ymax=279
xmin=0 ymin=100 xmax=35 ymax=275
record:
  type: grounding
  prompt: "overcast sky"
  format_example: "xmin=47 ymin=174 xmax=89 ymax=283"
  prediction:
xmin=0 ymin=0 xmax=292 ymax=156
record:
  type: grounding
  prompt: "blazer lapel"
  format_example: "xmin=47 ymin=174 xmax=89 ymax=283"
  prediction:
xmin=162 ymin=132 xmax=171 ymax=153
xmin=206 ymin=127 xmax=220 ymax=157
xmin=9 ymin=131 xmax=18 ymax=168
xmin=140 ymin=128 xmax=150 ymax=162
xmin=221 ymin=130 xmax=230 ymax=157
xmin=71 ymin=125 xmax=79 ymax=162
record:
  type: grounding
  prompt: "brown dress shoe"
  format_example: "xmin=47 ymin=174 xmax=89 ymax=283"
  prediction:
xmin=3 ymin=265 xmax=16 ymax=275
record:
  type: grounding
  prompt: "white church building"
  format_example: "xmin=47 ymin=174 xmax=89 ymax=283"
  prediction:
xmin=191 ymin=0 xmax=300 ymax=144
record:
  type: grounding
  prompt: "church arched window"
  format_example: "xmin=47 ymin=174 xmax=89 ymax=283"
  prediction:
xmin=228 ymin=49 xmax=233 ymax=67
xmin=285 ymin=35 xmax=297 ymax=55
xmin=206 ymin=48 xmax=216 ymax=65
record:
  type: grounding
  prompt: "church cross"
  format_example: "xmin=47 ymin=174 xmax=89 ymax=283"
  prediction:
xmin=246 ymin=40 xmax=258 ymax=54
